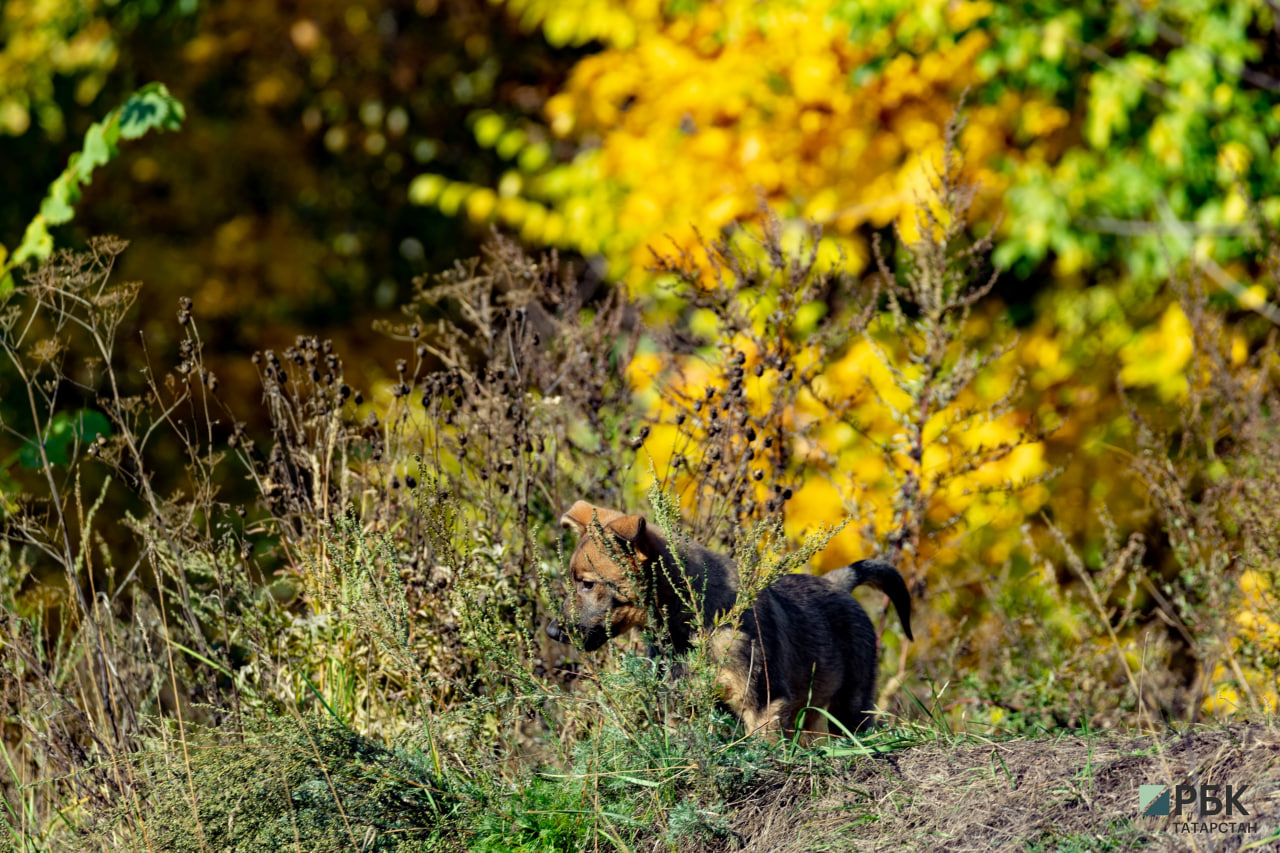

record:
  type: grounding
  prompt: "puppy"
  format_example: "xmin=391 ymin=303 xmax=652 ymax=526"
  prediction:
xmin=546 ymin=501 xmax=913 ymax=738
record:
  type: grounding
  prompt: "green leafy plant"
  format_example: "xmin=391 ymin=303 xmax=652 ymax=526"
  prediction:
xmin=1 ymin=82 xmax=184 ymax=292
xmin=13 ymin=408 xmax=110 ymax=470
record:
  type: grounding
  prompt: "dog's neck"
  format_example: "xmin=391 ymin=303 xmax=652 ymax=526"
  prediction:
xmin=642 ymin=529 xmax=739 ymax=654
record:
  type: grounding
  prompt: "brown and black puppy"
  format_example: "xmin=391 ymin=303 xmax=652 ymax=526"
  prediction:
xmin=546 ymin=501 xmax=914 ymax=738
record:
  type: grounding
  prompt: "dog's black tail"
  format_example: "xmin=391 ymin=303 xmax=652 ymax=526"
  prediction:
xmin=826 ymin=560 xmax=913 ymax=641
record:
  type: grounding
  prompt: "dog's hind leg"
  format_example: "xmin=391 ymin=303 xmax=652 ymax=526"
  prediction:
xmin=830 ymin=689 xmax=875 ymax=735
xmin=741 ymin=698 xmax=792 ymax=738
xmin=795 ymin=706 xmax=831 ymax=744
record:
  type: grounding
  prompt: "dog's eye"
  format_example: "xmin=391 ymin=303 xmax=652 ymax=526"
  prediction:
xmin=579 ymin=579 xmax=596 ymax=591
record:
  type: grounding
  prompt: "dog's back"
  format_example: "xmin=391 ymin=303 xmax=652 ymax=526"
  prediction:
xmin=724 ymin=560 xmax=913 ymax=736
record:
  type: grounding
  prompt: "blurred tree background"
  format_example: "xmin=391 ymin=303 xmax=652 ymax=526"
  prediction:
xmin=3 ymin=0 xmax=1279 ymax=717
xmin=2 ymin=0 xmax=583 ymax=373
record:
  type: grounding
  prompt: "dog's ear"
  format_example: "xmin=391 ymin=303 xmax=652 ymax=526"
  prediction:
xmin=560 ymin=501 xmax=595 ymax=534
xmin=607 ymin=515 xmax=652 ymax=560
xmin=560 ymin=501 xmax=624 ymax=535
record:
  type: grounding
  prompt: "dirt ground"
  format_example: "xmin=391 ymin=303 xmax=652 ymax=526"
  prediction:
xmin=707 ymin=724 xmax=1280 ymax=852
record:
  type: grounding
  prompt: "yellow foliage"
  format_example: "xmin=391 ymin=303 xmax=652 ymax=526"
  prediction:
xmin=1118 ymin=303 xmax=1193 ymax=400
xmin=1205 ymin=662 xmax=1279 ymax=717
xmin=1238 ymin=283 xmax=1268 ymax=311
xmin=1212 ymin=566 xmax=1280 ymax=715
xmin=1217 ymin=141 xmax=1251 ymax=180
xmin=410 ymin=0 xmax=1065 ymax=288
xmin=631 ymin=304 xmax=1050 ymax=576
xmin=498 ymin=0 xmax=653 ymax=48
xmin=0 ymin=0 xmax=116 ymax=138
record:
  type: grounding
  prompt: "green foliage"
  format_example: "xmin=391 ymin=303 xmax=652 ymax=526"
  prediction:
xmin=2 ymin=83 xmax=184 ymax=284
xmin=13 ymin=409 xmax=110 ymax=470
xmin=985 ymin=0 xmax=1280 ymax=287
xmin=134 ymin=717 xmax=450 ymax=853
